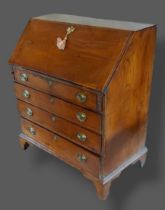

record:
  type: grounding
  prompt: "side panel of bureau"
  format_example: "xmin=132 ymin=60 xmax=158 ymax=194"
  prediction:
xmin=102 ymin=26 xmax=156 ymax=177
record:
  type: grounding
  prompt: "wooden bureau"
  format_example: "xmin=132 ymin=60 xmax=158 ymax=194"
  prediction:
xmin=8 ymin=14 xmax=156 ymax=200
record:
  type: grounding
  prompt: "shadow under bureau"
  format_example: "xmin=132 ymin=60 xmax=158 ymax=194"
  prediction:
xmin=8 ymin=13 xmax=156 ymax=200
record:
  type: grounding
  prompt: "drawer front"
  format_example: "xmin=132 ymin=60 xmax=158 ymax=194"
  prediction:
xmin=15 ymin=83 xmax=101 ymax=133
xmin=14 ymin=67 xmax=101 ymax=112
xmin=17 ymin=100 xmax=101 ymax=154
xmin=21 ymin=118 xmax=100 ymax=177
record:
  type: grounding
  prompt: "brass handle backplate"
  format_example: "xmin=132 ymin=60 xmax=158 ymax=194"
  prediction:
xmin=76 ymin=132 xmax=87 ymax=142
xmin=76 ymin=112 xmax=87 ymax=122
xmin=26 ymin=108 xmax=33 ymax=116
xmin=77 ymin=153 xmax=87 ymax=163
xmin=76 ymin=92 xmax=87 ymax=103
xmin=20 ymin=73 xmax=28 ymax=82
xmin=57 ymin=26 xmax=75 ymax=50
xmin=23 ymin=90 xmax=30 ymax=99
xmin=28 ymin=127 xmax=36 ymax=136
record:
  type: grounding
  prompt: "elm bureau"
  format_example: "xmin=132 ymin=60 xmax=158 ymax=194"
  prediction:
xmin=8 ymin=14 xmax=156 ymax=200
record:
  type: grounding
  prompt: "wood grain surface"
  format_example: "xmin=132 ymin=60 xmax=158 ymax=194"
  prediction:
xmin=9 ymin=18 xmax=131 ymax=91
xmin=14 ymin=83 xmax=102 ymax=133
xmin=17 ymin=100 xmax=102 ymax=154
xmin=14 ymin=67 xmax=101 ymax=111
xmin=21 ymin=118 xmax=100 ymax=177
xmin=102 ymin=26 xmax=156 ymax=177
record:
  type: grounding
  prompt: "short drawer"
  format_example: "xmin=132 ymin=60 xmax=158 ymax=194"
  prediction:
xmin=17 ymin=100 xmax=101 ymax=154
xmin=14 ymin=67 xmax=101 ymax=112
xmin=21 ymin=118 xmax=100 ymax=177
xmin=14 ymin=83 xmax=101 ymax=134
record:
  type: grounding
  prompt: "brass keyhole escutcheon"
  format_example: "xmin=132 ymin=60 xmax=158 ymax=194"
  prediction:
xmin=53 ymin=135 xmax=58 ymax=141
xmin=48 ymin=80 xmax=53 ymax=87
xmin=57 ymin=26 xmax=75 ymax=50
xmin=50 ymin=97 xmax=55 ymax=103
xmin=51 ymin=115 xmax=56 ymax=121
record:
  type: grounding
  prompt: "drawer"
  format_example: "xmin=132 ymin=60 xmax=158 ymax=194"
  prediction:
xmin=14 ymin=67 xmax=101 ymax=112
xmin=17 ymin=100 xmax=101 ymax=154
xmin=14 ymin=83 xmax=102 ymax=134
xmin=21 ymin=118 xmax=100 ymax=177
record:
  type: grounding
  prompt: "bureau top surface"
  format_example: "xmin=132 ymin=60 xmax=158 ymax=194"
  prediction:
xmin=9 ymin=13 xmax=154 ymax=92
xmin=35 ymin=13 xmax=154 ymax=31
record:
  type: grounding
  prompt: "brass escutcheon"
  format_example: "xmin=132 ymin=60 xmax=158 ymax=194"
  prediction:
xmin=53 ymin=135 xmax=58 ymax=141
xmin=51 ymin=115 xmax=56 ymax=121
xmin=48 ymin=80 xmax=53 ymax=87
xmin=57 ymin=26 xmax=75 ymax=50
xmin=50 ymin=97 xmax=55 ymax=103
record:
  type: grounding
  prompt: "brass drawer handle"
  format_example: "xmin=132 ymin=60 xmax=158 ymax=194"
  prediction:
xmin=26 ymin=108 xmax=33 ymax=116
xmin=77 ymin=153 xmax=87 ymax=163
xmin=76 ymin=112 xmax=86 ymax=122
xmin=23 ymin=90 xmax=30 ymax=99
xmin=57 ymin=26 xmax=75 ymax=50
xmin=20 ymin=73 xmax=28 ymax=82
xmin=76 ymin=92 xmax=87 ymax=103
xmin=76 ymin=132 xmax=87 ymax=142
xmin=28 ymin=127 xmax=36 ymax=136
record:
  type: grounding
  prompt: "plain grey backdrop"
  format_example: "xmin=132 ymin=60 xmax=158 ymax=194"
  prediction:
xmin=0 ymin=0 xmax=164 ymax=209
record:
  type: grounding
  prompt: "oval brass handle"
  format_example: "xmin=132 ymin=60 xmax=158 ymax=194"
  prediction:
xmin=26 ymin=108 xmax=33 ymax=116
xmin=23 ymin=90 xmax=30 ymax=99
xmin=20 ymin=73 xmax=28 ymax=82
xmin=76 ymin=112 xmax=87 ymax=122
xmin=77 ymin=153 xmax=87 ymax=163
xmin=76 ymin=92 xmax=87 ymax=103
xmin=28 ymin=127 xmax=36 ymax=135
xmin=76 ymin=132 xmax=87 ymax=142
